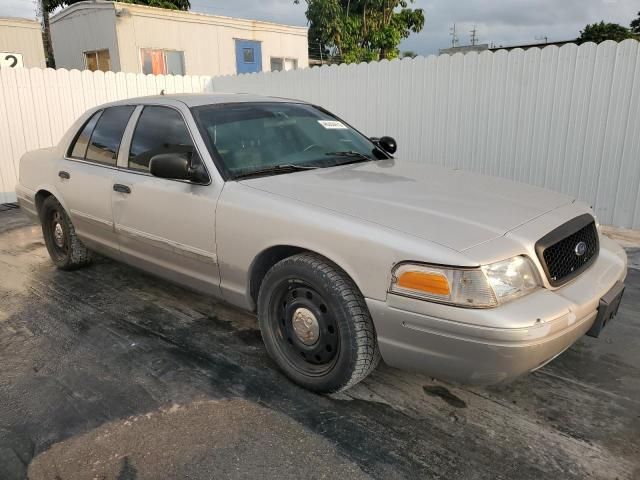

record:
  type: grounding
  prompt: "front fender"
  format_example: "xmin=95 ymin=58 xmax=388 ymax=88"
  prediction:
xmin=216 ymin=182 xmax=475 ymax=310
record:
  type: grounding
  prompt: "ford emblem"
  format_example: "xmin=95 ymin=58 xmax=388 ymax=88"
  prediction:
xmin=574 ymin=241 xmax=587 ymax=256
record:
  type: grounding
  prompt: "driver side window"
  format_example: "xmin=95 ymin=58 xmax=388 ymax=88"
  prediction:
xmin=128 ymin=106 xmax=197 ymax=173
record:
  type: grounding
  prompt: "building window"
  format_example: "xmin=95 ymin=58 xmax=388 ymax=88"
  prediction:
xmin=270 ymin=57 xmax=298 ymax=72
xmin=243 ymin=48 xmax=255 ymax=63
xmin=140 ymin=49 xmax=185 ymax=75
xmin=84 ymin=50 xmax=111 ymax=72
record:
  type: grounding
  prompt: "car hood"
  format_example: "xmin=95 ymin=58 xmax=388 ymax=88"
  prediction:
xmin=241 ymin=160 xmax=574 ymax=251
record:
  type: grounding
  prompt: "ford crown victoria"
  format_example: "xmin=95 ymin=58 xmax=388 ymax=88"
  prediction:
xmin=16 ymin=94 xmax=627 ymax=392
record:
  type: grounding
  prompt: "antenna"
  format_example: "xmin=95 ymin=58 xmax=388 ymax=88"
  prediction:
xmin=449 ymin=24 xmax=459 ymax=48
xmin=470 ymin=25 xmax=479 ymax=46
xmin=535 ymin=35 xmax=549 ymax=44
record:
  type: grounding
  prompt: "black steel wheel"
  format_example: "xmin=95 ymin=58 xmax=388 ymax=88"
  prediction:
xmin=40 ymin=196 xmax=92 ymax=270
xmin=48 ymin=209 xmax=69 ymax=262
xmin=258 ymin=252 xmax=380 ymax=393
xmin=269 ymin=280 xmax=340 ymax=376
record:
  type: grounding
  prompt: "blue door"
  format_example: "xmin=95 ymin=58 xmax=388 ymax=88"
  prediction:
xmin=235 ymin=40 xmax=262 ymax=74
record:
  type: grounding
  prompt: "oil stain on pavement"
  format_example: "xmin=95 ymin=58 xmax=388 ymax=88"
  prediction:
xmin=1 ymin=208 xmax=639 ymax=479
xmin=423 ymin=385 xmax=467 ymax=408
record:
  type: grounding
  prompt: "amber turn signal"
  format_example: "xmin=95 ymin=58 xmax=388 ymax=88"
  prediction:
xmin=396 ymin=271 xmax=451 ymax=296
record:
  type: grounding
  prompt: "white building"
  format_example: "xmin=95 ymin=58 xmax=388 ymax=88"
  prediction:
xmin=50 ymin=1 xmax=308 ymax=76
xmin=0 ymin=17 xmax=46 ymax=69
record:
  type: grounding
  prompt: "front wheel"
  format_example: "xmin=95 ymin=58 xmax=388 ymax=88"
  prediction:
xmin=258 ymin=253 xmax=380 ymax=393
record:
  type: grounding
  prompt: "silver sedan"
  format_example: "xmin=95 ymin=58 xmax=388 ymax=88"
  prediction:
xmin=16 ymin=93 xmax=627 ymax=392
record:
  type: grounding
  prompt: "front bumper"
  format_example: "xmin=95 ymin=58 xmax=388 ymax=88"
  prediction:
xmin=367 ymin=235 xmax=628 ymax=385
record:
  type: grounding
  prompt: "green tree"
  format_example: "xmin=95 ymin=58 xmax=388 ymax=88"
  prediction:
xmin=631 ymin=12 xmax=640 ymax=35
xmin=295 ymin=0 xmax=425 ymax=64
xmin=578 ymin=21 xmax=635 ymax=44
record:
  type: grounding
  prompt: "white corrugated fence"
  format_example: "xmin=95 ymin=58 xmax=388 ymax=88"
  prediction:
xmin=1 ymin=40 xmax=639 ymax=228
xmin=213 ymin=39 xmax=640 ymax=229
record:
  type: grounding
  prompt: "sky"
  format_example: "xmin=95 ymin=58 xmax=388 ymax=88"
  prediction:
xmin=2 ymin=0 xmax=638 ymax=55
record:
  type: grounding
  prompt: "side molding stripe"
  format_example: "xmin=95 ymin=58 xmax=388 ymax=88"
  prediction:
xmin=115 ymin=224 xmax=217 ymax=264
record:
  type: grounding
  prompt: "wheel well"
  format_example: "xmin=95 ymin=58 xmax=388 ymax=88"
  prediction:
xmin=35 ymin=190 xmax=53 ymax=217
xmin=249 ymin=246 xmax=308 ymax=306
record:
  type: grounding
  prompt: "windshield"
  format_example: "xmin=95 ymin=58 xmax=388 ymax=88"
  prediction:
xmin=191 ymin=102 xmax=382 ymax=179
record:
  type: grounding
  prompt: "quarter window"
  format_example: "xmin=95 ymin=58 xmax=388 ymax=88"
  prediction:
xmin=128 ymin=106 xmax=195 ymax=172
xmin=84 ymin=106 xmax=135 ymax=166
xmin=69 ymin=110 xmax=102 ymax=159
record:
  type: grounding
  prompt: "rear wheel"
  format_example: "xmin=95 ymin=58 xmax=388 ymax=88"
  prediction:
xmin=40 ymin=196 xmax=92 ymax=270
xmin=258 ymin=253 xmax=380 ymax=393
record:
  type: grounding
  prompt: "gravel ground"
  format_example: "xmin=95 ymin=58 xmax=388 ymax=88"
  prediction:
xmin=0 ymin=208 xmax=639 ymax=480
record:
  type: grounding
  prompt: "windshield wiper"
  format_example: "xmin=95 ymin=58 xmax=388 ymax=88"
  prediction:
xmin=233 ymin=164 xmax=318 ymax=180
xmin=325 ymin=151 xmax=372 ymax=160
xmin=324 ymin=151 xmax=373 ymax=165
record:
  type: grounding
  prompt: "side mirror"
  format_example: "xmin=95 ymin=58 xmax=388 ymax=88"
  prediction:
xmin=379 ymin=136 xmax=397 ymax=155
xmin=149 ymin=153 xmax=208 ymax=183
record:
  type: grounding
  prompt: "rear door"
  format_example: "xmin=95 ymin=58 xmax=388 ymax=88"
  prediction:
xmin=235 ymin=40 xmax=262 ymax=74
xmin=57 ymin=105 xmax=135 ymax=254
xmin=111 ymin=104 xmax=222 ymax=296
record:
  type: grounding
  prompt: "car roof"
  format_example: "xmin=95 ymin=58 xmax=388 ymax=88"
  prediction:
xmin=104 ymin=92 xmax=306 ymax=108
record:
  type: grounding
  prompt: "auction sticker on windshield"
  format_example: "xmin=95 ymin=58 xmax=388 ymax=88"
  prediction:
xmin=318 ymin=120 xmax=348 ymax=129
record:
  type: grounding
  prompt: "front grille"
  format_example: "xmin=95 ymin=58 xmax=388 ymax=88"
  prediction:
xmin=535 ymin=214 xmax=599 ymax=287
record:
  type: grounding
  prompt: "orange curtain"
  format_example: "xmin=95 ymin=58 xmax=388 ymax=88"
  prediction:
xmin=150 ymin=50 xmax=165 ymax=75
xmin=141 ymin=49 xmax=166 ymax=74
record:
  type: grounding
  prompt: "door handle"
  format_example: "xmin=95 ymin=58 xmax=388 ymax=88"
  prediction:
xmin=58 ymin=171 xmax=70 ymax=180
xmin=113 ymin=184 xmax=131 ymax=194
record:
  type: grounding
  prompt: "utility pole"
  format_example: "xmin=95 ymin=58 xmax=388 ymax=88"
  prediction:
xmin=449 ymin=24 xmax=459 ymax=48
xmin=470 ymin=25 xmax=478 ymax=46
xmin=535 ymin=35 xmax=549 ymax=44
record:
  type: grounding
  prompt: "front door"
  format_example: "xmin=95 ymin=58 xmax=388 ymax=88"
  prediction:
xmin=235 ymin=40 xmax=262 ymax=74
xmin=111 ymin=104 xmax=222 ymax=296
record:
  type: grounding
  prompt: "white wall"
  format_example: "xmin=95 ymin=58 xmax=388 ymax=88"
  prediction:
xmin=0 ymin=68 xmax=213 ymax=203
xmin=0 ymin=17 xmax=46 ymax=68
xmin=213 ymin=40 xmax=640 ymax=229
xmin=115 ymin=3 xmax=309 ymax=76
xmin=49 ymin=2 xmax=308 ymax=76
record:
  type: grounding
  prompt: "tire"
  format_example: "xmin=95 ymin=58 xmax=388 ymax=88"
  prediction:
xmin=258 ymin=252 xmax=380 ymax=393
xmin=40 ymin=196 xmax=92 ymax=270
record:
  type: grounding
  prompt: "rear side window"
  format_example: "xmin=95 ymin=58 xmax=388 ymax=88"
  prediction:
xmin=128 ymin=106 xmax=194 ymax=172
xmin=69 ymin=111 xmax=102 ymax=159
xmin=84 ymin=106 xmax=135 ymax=166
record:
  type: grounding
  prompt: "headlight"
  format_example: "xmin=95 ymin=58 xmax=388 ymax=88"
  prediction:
xmin=481 ymin=256 xmax=540 ymax=303
xmin=390 ymin=256 xmax=540 ymax=308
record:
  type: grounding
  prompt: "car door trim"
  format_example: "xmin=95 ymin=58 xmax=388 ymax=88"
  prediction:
xmin=116 ymin=224 xmax=217 ymax=264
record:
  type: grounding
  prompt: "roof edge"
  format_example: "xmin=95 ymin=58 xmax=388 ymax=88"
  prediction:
xmin=50 ymin=0 xmax=307 ymax=33
xmin=0 ymin=16 xmax=41 ymax=27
